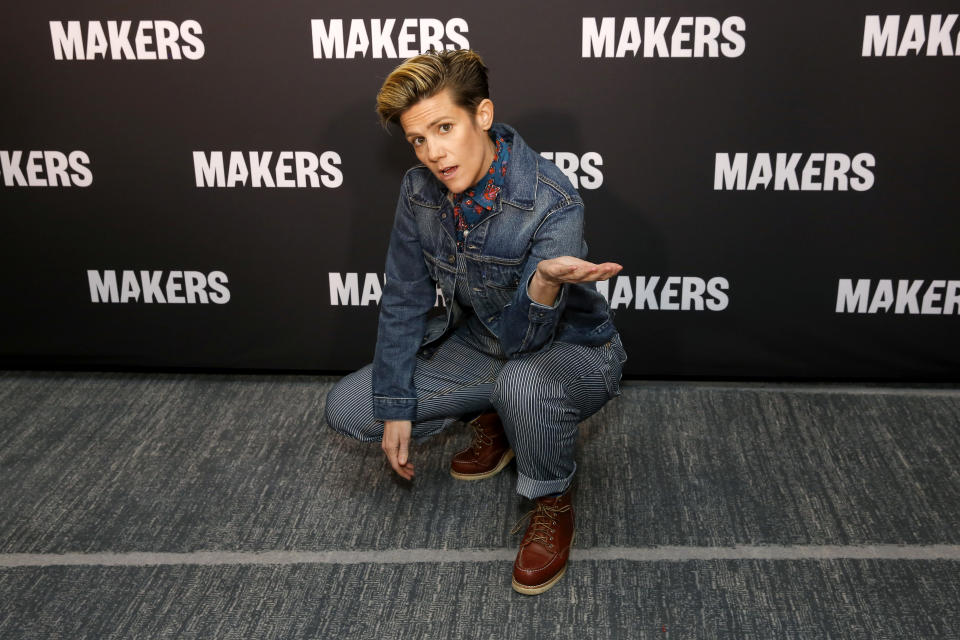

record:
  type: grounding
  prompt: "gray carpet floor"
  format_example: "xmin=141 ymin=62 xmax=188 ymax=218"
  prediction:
xmin=0 ymin=371 xmax=958 ymax=638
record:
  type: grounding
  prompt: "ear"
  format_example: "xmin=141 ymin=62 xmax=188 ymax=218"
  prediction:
xmin=475 ymin=98 xmax=495 ymax=131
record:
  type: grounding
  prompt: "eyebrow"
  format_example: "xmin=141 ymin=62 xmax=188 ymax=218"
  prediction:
xmin=404 ymin=117 xmax=450 ymax=140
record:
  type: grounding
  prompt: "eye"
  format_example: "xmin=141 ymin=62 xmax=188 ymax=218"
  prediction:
xmin=412 ymin=137 xmax=424 ymax=147
xmin=439 ymin=123 xmax=452 ymax=133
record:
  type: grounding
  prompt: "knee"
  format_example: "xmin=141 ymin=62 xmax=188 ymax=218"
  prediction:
xmin=491 ymin=359 xmax=552 ymax=412
xmin=323 ymin=383 xmax=349 ymax=435
xmin=323 ymin=376 xmax=372 ymax=440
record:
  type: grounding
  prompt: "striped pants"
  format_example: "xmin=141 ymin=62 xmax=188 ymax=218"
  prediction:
xmin=324 ymin=322 xmax=627 ymax=499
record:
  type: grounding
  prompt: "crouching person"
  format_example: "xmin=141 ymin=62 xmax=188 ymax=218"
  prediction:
xmin=325 ymin=49 xmax=627 ymax=595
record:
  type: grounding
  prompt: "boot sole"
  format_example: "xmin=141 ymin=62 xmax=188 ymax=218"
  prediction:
xmin=449 ymin=449 xmax=514 ymax=481
xmin=511 ymin=532 xmax=575 ymax=595
xmin=511 ymin=564 xmax=567 ymax=595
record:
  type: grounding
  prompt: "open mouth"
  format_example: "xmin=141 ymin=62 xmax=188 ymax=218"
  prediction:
xmin=440 ymin=166 xmax=458 ymax=180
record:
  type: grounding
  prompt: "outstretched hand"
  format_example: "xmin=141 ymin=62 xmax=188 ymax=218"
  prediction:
xmin=536 ymin=257 xmax=623 ymax=285
xmin=528 ymin=257 xmax=623 ymax=306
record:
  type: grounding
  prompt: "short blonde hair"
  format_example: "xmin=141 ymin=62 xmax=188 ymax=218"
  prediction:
xmin=376 ymin=49 xmax=489 ymax=129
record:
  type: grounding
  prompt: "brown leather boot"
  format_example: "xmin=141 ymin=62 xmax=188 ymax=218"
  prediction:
xmin=510 ymin=490 xmax=575 ymax=595
xmin=449 ymin=411 xmax=514 ymax=480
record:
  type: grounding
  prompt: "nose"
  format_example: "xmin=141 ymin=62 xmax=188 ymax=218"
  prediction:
xmin=425 ymin=139 xmax=445 ymax=163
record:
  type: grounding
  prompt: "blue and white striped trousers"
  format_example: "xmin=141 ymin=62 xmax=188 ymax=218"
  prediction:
xmin=324 ymin=321 xmax=627 ymax=499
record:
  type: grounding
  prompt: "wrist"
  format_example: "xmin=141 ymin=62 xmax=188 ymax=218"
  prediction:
xmin=528 ymin=269 xmax=562 ymax=307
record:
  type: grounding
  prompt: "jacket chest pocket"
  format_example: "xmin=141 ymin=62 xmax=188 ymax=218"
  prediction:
xmin=413 ymin=202 xmax=457 ymax=266
xmin=482 ymin=260 xmax=525 ymax=289
xmin=480 ymin=260 xmax=525 ymax=310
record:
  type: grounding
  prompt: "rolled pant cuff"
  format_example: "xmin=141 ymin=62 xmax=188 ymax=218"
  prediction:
xmin=515 ymin=462 xmax=577 ymax=500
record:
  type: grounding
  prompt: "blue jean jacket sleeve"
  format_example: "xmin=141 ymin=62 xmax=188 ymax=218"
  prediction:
xmin=499 ymin=200 xmax=585 ymax=357
xmin=371 ymin=180 xmax=437 ymax=421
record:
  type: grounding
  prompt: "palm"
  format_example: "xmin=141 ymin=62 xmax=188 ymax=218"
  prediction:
xmin=538 ymin=257 xmax=622 ymax=285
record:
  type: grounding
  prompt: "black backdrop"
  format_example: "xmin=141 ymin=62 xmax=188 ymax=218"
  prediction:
xmin=2 ymin=1 xmax=958 ymax=379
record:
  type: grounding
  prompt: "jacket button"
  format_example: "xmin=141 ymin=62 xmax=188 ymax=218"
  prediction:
xmin=447 ymin=255 xmax=456 ymax=264
xmin=441 ymin=213 xmax=447 ymax=219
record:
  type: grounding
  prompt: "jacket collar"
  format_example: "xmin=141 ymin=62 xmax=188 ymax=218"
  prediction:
xmin=408 ymin=122 xmax=538 ymax=211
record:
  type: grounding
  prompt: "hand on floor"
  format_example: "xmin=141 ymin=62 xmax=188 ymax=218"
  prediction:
xmin=382 ymin=419 xmax=415 ymax=480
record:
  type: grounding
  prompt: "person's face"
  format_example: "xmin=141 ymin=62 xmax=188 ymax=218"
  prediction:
xmin=399 ymin=88 xmax=495 ymax=194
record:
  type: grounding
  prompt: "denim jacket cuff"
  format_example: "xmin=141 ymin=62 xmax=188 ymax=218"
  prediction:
xmin=493 ymin=271 xmax=567 ymax=356
xmin=372 ymin=396 xmax=418 ymax=422
xmin=523 ymin=271 xmax=566 ymax=319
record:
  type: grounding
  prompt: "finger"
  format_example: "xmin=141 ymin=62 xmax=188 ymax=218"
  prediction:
xmin=568 ymin=269 xmax=607 ymax=283
xmin=395 ymin=458 xmax=413 ymax=480
xmin=593 ymin=262 xmax=621 ymax=272
xmin=588 ymin=263 xmax=622 ymax=281
xmin=398 ymin=438 xmax=409 ymax=466
xmin=385 ymin=446 xmax=403 ymax=477
xmin=556 ymin=263 xmax=591 ymax=281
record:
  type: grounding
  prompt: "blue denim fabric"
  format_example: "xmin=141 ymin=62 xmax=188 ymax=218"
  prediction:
xmin=372 ymin=122 xmax=617 ymax=421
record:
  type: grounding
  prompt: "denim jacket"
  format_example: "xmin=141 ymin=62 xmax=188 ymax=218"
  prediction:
xmin=372 ymin=122 xmax=617 ymax=421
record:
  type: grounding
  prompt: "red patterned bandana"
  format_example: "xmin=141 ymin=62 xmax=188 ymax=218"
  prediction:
xmin=451 ymin=131 xmax=511 ymax=250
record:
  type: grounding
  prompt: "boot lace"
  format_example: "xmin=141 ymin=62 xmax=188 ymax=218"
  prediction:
xmin=468 ymin=420 xmax=495 ymax=455
xmin=510 ymin=501 xmax=571 ymax=549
